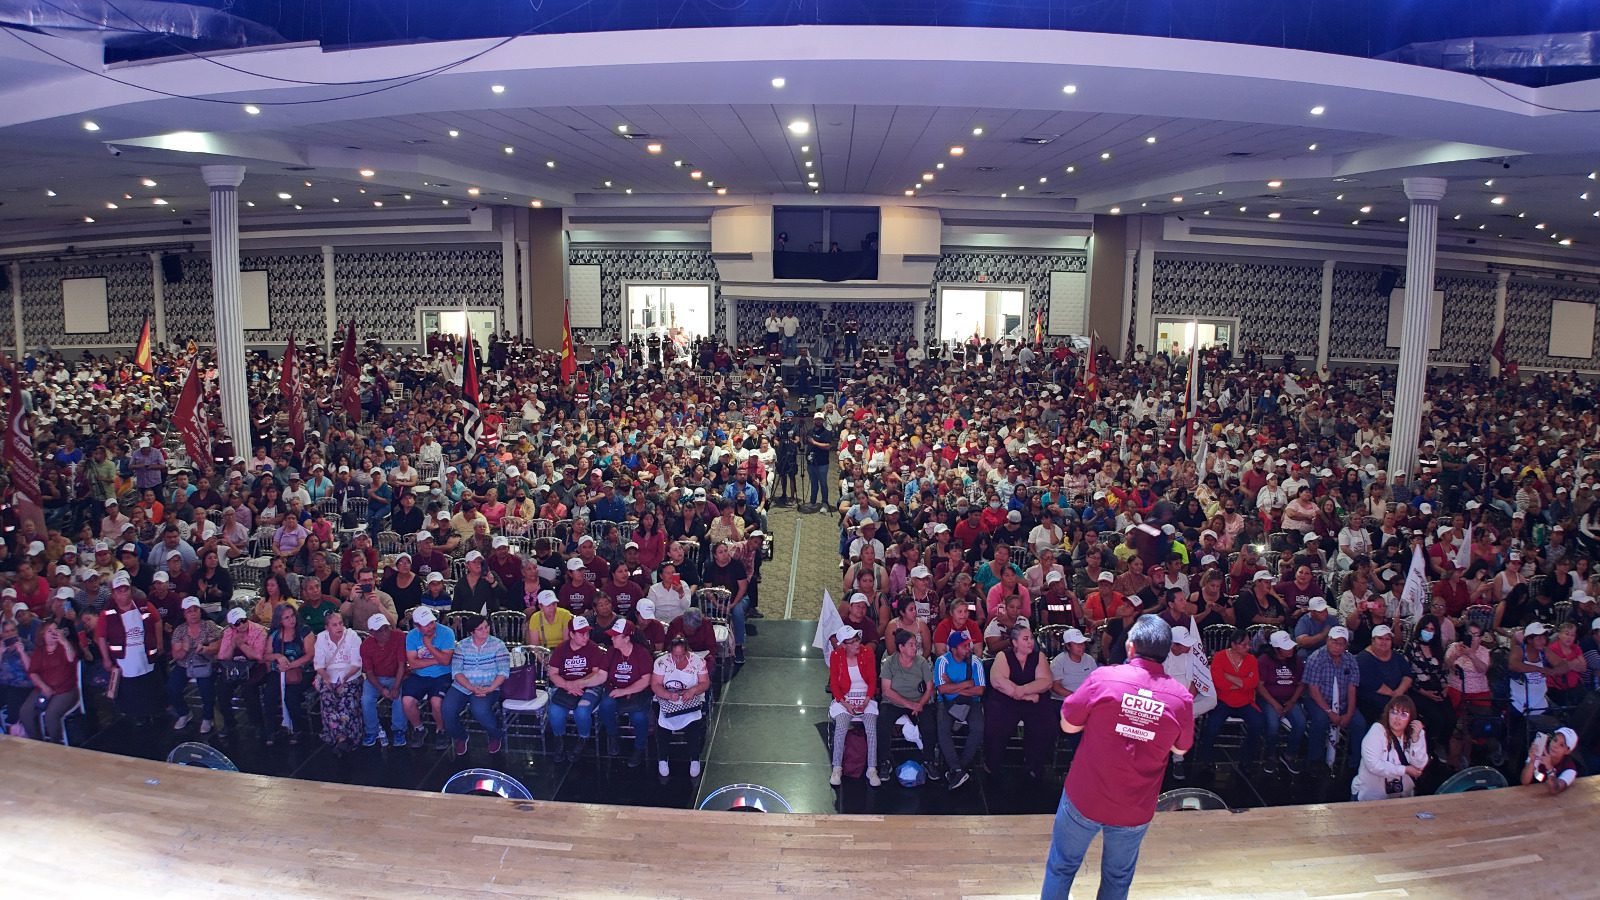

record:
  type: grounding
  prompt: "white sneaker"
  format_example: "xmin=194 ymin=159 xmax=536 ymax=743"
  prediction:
xmin=830 ymin=766 xmax=843 ymax=786
xmin=172 ymin=714 xmax=192 ymax=731
xmin=866 ymin=768 xmax=882 ymax=787
xmin=199 ymin=719 xmax=213 ymax=735
xmin=658 ymin=760 xmax=670 ymax=777
xmin=689 ymin=761 xmax=701 ymax=778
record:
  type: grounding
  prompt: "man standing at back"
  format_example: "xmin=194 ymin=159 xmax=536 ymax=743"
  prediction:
xmin=1041 ymin=615 xmax=1193 ymax=900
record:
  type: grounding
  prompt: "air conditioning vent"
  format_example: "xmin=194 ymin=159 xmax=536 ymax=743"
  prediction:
xmin=1226 ymin=152 xmax=1252 ymax=157
xmin=284 ymin=166 xmax=313 ymax=172
xmin=976 ymin=166 xmax=998 ymax=172
xmin=1017 ymin=135 xmax=1059 ymax=145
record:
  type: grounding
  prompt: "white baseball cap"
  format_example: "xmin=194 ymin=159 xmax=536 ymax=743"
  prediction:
xmin=833 ymin=624 xmax=861 ymax=643
xmin=226 ymin=607 xmax=248 ymax=625
xmin=367 ymin=613 xmax=390 ymax=631
xmin=1098 ymin=571 xmax=1115 ymax=583
xmin=536 ymin=590 xmax=558 ymax=606
xmin=566 ymin=557 xmax=585 ymax=571
xmin=1524 ymin=622 xmax=1549 ymax=637
xmin=491 ymin=536 xmax=509 ymax=549
xmin=1269 ymin=631 xmax=1296 ymax=651
xmin=180 ymin=596 xmax=201 ymax=610
xmin=1371 ymin=624 xmax=1393 ymax=638
xmin=1307 ymin=597 xmax=1329 ymax=612
xmin=411 ymin=606 xmax=437 ymax=626
xmin=1328 ymin=626 xmax=1351 ymax=641
xmin=1062 ymin=628 xmax=1089 ymax=644
xmin=636 ymin=599 xmax=656 ymax=620
xmin=1171 ymin=626 xmax=1199 ymax=647
xmin=909 ymin=565 xmax=931 ymax=579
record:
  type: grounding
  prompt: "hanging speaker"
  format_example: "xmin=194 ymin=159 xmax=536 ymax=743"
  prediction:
xmin=160 ymin=253 xmax=184 ymax=285
xmin=0 ymin=268 xmax=8 ymax=292
xmin=1375 ymin=267 xmax=1399 ymax=296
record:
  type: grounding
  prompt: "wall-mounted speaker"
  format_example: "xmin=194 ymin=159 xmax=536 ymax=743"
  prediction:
xmin=0 ymin=267 xmax=8 ymax=293
xmin=1375 ymin=266 xmax=1399 ymax=296
xmin=160 ymin=253 xmax=184 ymax=285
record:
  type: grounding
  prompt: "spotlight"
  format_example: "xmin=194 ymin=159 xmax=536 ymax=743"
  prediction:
xmin=699 ymin=783 xmax=793 ymax=813
xmin=441 ymin=768 xmax=533 ymax=800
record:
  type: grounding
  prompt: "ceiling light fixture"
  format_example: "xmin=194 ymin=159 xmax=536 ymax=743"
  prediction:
xmin=625 ymin=188 xmax=633 ymax=195
xmin=1491 ymin=196 xmax=1505 ymax=204
xmin=244 ymin=105 xmax=261 ymax=116
xmin=1062 ymin=84 xmax=1078 ymax=94
xmin=490 ymin=84 xmax=505 ymax=94
xmin=442 ymin=200 xmax=450 ymax=205
xmin=1351 ymin=219 xmax=1359 ymax=225
xmin=1536 ymin=222 xmax=1547 ymax=229
xmin=1335 ymin=194 xmax=1344 ymax=200
xmin=604 ymin=181 xmax=613 ymax=188
xmin=1065 ymin=165 xmax=1075 ymax=173
xmin=373 ymin=201 xmax=384 ymax=207
xmin=1561 ymin=238 xmax=1573 ymax=246
xmin=905 ymin=189 xmax=915 ymax=196
xmin=1399 ymin=216 xmax=1407 ymax=223
xmin=531 ymin=200 xmax=543 ymax=208
xmin=807 ymin=180 xmax=819 ymax=188
xmin=504 ymin=146 xmax=514 ymax=154
xmin=546 ymin=160 xmax=556 ymax=168
xmin=140 ymin=178 xmax=157 ymax=187
xmin=359 ymin=169 xmax=375 ymax=177
xmin=1039 ymin=176 xmax=1048 ymax=183
xmin=331 ymin=198 xmax=340 ymax=203
xmin=716 ymin=187 xmax=728 ymax=195
xmin=646 ymin=143 xmax=662 ymax=154
xmin=1172 ymin=196 xmax=1183 ymax=203
xmin=276 ymin=192 xmax=291 ymax=200
xmin=152 ymin=198 xmax=167 ymax=205
xmin=1100 ymin=151 xmax=1111 ymax=160
xmin=1590 ymin=172 xmax=1597 ymax=180
xmin=293 ymin=204 xmax=303 ymax=210
xmin=1268 ymin=211 xmax=1281 ymax=219
xmin=44 ymin=190 xmax=55 ymax=197
xmin=403 ymin=194 xmax=411 ymax=200
xmin=1484 ymin=179 xmax=1494 ymax=186
xmin=245 ymin=201 xmax=255 ymax=207
xmin=787 ymin=121 xmax=809 ymax=135
xmin=1109 ymin=206 xmax=1120 ymax=214
xmin=449 ymin=129 xmax=460 ymax=138
xmin=1584 ymin=192 xmax=1592 ymax=200
xmin=673 ymin=160 xmax=683 ymax=167
xmin=922 ymin=172 xmax=934 ymax=181
xmin=800 ymin=145 xmax=809 ymax=153
xmin=1267 ymin=180 xmax=1283 ymax=189
xmin=915 ymin=183 xmax=923 ymax=189
xmin=467 ymin=187 xmax=481 ymax=196
xmin=690 ymin=170 xmax=703 ymax=180
xmin=805 ymin=160 xmax=813 ymax=168
xmin=771 ymin=76 xmax=786 ymax=88
xmin=1145 ymin=136 xmax=1157 ymax=144
xmin=1308 ymin=143 xmax=1318 ymax=151
xmin=82 ymin=216 xmax=94 ymax=223
xmin=104 ymin=202 xmax=117 ymax=209
xmin=1453 ymin=213 xmax=1462 ymax=220
xmin=936 ymin=162 xmax=945 ymax=170
xmin=1238 ymin=205 xmax=1247 ymax=212
xmin=972 ymin=127 xmax=984 ymax=136
xmin=1360 ymin=205 xmax=1372 ymax=213
xmin=1001 ymin=193 xmax=1008 ymax=198
xmin=82 ymin=121 xmax=99 ymax=131
xmin=1309 ymin=105 xmax=1326 ymax=115
xmin=1312 ymin=209 xmax=1321 ymax=215
xmin=949 ymin=146 xmax=965 ymax=156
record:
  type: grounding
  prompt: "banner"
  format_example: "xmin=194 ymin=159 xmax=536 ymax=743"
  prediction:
xmin=459 ymin=319 xmax=483 ymax=446
xmin=1454 ymin=524 xmax=1474 ymax=570
xmin=559 ymin=298 xmax=577 ymax=385
xmin=173 ymin=365 xmax=208 ymax=469
xmin=1400 ymin=543 xmax=1428 ymax=616
xmin=5 ymin=367 xmax=40 ymax=510
xmin=280 ymin=332 xmax=306 ymax=445
xmin=337 ymin=320 xmax=361 ymax=421
xmin=1084 ymin=332 xmax=1100 ymax=401
xmin=133 ymin=317 xmax=153 ymax=374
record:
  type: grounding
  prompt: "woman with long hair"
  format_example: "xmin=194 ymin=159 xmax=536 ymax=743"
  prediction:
xmin=1351 ymin=694 xmax=1428 ymax=801
xmin=1403 ymin=614 xmax=1456 ymax=762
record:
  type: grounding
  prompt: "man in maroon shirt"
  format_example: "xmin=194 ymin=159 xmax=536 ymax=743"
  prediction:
xmin=555 ymin=557 xmax=598 ymax=615
xmin=599 ymin=565 xmax=646 ymax=619
xmin=486 ymin=536 xmax=522 ymax=585
xmin=1043 ymin=615 xmax=1193 ymax=900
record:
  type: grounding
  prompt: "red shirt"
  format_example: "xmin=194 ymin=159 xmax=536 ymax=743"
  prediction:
xmin=555 ymin=580 xmax=597 ymax=615
xmin=1211 ymin=650 xmax=1260 ymax=709
xmin=606 ymin=643 xmax=654 ymax=690
xmin=550 ymin=640 xmax=607 ymax=682
xmin=1060 ymin=657 xmax=1194 ymax=826
xmin=360 ymin=631 xmax=407 ymax=680
xmin=599 ymin=577 xmax=647 ymax=617
xmin=27 ymin=640 xmax=75 ymax=694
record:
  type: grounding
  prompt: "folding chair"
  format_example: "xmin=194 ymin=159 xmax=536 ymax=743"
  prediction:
xmin=1202 ymin=623 xmax=1236 ymax=656
xmin=695 ymin=587 xmax=738 ymax=686
xmin=502 ymin=645 xmax=550 ymax=753
xmin=489 ymin=610 xmax=528 ymax=647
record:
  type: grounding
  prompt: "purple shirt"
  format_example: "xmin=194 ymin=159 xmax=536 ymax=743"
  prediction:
xmin=1060 ymin=657 xmax=1194 ymax=827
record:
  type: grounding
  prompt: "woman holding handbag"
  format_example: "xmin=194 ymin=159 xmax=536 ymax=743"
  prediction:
xmin=265 ymin=603 xmax=315 ymax=745
xmin=651 ymin=636 xmax=710 ymax=778
xmin=313 ymin=611 xmax=365 ymax=753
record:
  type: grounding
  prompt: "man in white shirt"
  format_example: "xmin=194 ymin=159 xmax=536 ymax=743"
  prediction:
xmin=781 ymin=311 xmax=799 ymax=357
xmin=764 ymin=311 xmax=783 ymax=353
xmin=1162 ymin=626 xmax=1216 ymax=721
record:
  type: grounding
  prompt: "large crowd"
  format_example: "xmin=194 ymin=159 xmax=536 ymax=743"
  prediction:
xmin=0 ymin=319 xmax=1594 ymax=800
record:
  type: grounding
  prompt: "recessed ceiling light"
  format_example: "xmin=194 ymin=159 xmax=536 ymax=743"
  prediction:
xmin=373 ymin=201 xmax=384 ymax=207
xmin=531 ymin=200 xmax=543 ymax=208
xmin=1351 ymin=219 xmax=1359 ymax=225
xmin=1483 ymin=179 xmax=1494 ymax=186
xmin=807 ymin=180 xmax=819 ymax=188
xmin=1360 ymin=205 xmax=1372 ymax=213
xmin=972 ymin=127 xmax=984 ymax=136
xmin=1479 ymin=223 xmax=1486 ymax=229
xmin=1172 ymin=196 xmax=1183 ymax=203
xmin=243 ymin=104 xmax=261 ymax=116
xmin=1308 ymin=143 xmax=1318 ymax=151
xmin=1309 ymin=105 xmax=1326 ymax=115
xmin=442 ymin=200 xmax=450 ymax=206
xmin=358 ymin=188 xmax=366 ymax=194
xmin=787 ymin=121 xmax=809 ymax=135
xmin=1203 ymin=210 xmax=1211 ymax=215
xmin=1109 ymin=206 xmax=1120 ymax=214
xmin=490 ymin=84 xmax=505 ymax=94
xmin=1453 ymin=213 xmax=1462 ymax=220
xmin=1312 ymin=209 xmax=1320 ymax=215
xmin=1145 ymin=136 xmax=1157 ymax=144
xmin=922 ymin=172 xmax=934 ymax=181
xmin=1039 ymin=176 xmax=1048 ymax=183
xmin=82 ymin=216 xmax=94 ymax=223
xmin=604 ymin=180 xmax=613 ymax=188
xmin=1536 ymin=222 xmax=1547 ymax=229
xmin=1561 ymin=238 xmax=1573 ymax=246
xmin=359 ymin=169 xmax=375 ymax=177
xmin=616 ymin=125 xmax=630 ymax=134
xmin=1062 ymin=84 xmax=1078 ymax=94
xmin=123 ymin=193 xmax=132 ymax=200
xmin=800 ymin=145 xmax=809 ymax=153
xmin=403 ymin=194 xmax=412 ymax=200
xmin=1267 ymin=180 xmax=1283 ymax=188
xmin=152 ymin=198 xmax=167 ymax=205
xmin=804 ymin=160 xmax=813 ymax=168
xmin=716 ymin=187 xmax=727 ymax=195
xmin=1590 ymin=172 xmax=1596 ymax=180
xmin=949 ymin=146 xmax=965 ymax=156
xmin=504 ymin=146 xmax=514 ymax=154
xmin=82 ymin=121 xmax=99 ymax=132
xmin=1335 ymin=194 xmax=1344 ymax=200
xmin=1065 ymin=166 xmax=1075 ymax=173
xmin=331 ymin=198 xmax=340 ymax=203
xmin=467 ymin=187 xmax=481 ymax=196
xmin=294 ymin=204 xmax=303 ymax=210
xmin=140 ymin=178 xmax=157 ymax=188
xmin=546 ymin=160 xmax=556 ymax=169
xmin=1584 ymin=192 xmax=1592 ymax=200
xmin=915 ymin=183 xmax=923 ymax=189
xmin=690 ymin=170 xmax=703 ymax=180
xmin=904 ymin=189 xmax=915 ymax=196
xmin=672 ymin=160 xmax=683 ymax=167
xmin=277 ymin=192 xmax=291 ymax=200
xmin=1100 ymin=151 xmax=1111 ymax=160
xmin=1490 ymin=196 xmax=1505 ymax=204
xmin=245 ymin=201 xmax=255 ymax=207
xmin=44 ymin=190 xmax=55 ymax=197
xmin=625 ymin=188 xmax=633 ymax=195
xmin=771 ymin=76 xmax=786 ymax=88
xmin=448 ymin=129 xmax=460 ymax=138
xmin=936 ymin=163 xmax=945 ymax=170
xmin=1267 ymin=211 xmax=1281 ymax=219
xmin=1018 ymin=185 xmax=1026 ymax=190
xmin=1001 ymin=193 xmax=1008 ymax=198
xmin=1399 ymin=216 xmax=1407 ymax=223
xmin=1517 ymin=211 xmax=1526 ymax=217
xmin=646 ymin=143 xmax=662 ymax=154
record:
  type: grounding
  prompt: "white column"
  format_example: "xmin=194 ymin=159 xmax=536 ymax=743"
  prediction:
xmin=724 ymin=296 xmax=738 ymax=346
xmin=1490 ymin=271 xmax=1509 ymax=377
xmin=9 ymin=261 xmax=22 ymax=361
xmin=1388 ymin=177 xmax=1446 ymax=484
xmin=204 ymin=164 xmax=251 ymax=461
xmin=1119 ymin=246 xmax=1135 ymax=358
xmin=499 ymin=217 xmax=519 ymax=339
xmin=1316 ymin=259 xmax=1335 ymax=373
xmin=913 ymin=298 xmax=927 ymax=344
xmin=321 ymin=245 xmax=336 ymax=353
xmin=148 ymin=252 xmax=168 ymax=347
xmin=1133 ymin=237 xmax=1154 ymax=358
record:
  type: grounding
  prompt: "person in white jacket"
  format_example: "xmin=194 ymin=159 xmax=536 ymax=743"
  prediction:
xmin=1162 ymin=625 xmax=1217 ymax=720
xmin=1351 ymin=694 xmax=1429 ymax=801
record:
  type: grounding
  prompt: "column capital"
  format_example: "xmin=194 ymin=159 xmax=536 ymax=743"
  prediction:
xmin=1403 ymin=176 xmax=1447 ymax=203
xmin=201 ymin=165 xmax=246 ymax=189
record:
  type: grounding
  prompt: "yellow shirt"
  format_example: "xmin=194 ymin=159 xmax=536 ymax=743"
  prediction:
xmin=527 ymin=606 xmax=573 ymax=647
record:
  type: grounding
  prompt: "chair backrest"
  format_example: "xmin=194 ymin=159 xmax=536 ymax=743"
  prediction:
xmin=500 ymin=516 xmax=530 ymax=537
xmin=529 ymin=518 xmax=555 ymax=539
xmin=1553 ymin=600 xmax=1574 ymax=625
xmin=375 ymin=530 xmax=405 ymax=555
xmin=444 ymin=611 xmax=476 ymax=639
xmin=695 ymin=587 xmax=735 ymax=621
xmin=1202 ymin=623 xmax=1236 ymax=656
xmin=1245 ymin=622 xmax=1278 ymax=649
xmin=1463 ymin=604 xmax=1496 ymax=633
xmin=490 ymin=610 xmax=527 ymax=646
xmin=1035 ymin=624 xmax=1067 ymax=657
xmin=1155 ymin=788 xmax=1229 ymax=812
xmin=1006 ymin=544 xmax=1034 ymax=570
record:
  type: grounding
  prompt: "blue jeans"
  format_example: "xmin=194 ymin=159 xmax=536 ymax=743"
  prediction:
xmin=1263 ymin=699 xmax=1308 ymax=760
xmin=361 ymin=676 xmax=407 ymax=740
xmin=1041 ymin=792 xmax=1150 ymax=900
xmin=165 ymin=667 xmax=214 ymax=720
xmin=597 ymin=694 xmax=650 ymax=750
xmin=1198 ymin=700 xmax=1265 ymax=763
xmin=783 ymin=335 xmax=797 ymax=357
xmin=807 ymin=462 xmax=830 ymax=506
xmin=1305 ymin=701 xmax=1367 ymax=769
xmin=441 ymin=687 xmax=504 ymax=742
xmin=730 ymin=596 xmax=749 ymax=647
xmin=547 ymin=692 xmax=595 ymax=739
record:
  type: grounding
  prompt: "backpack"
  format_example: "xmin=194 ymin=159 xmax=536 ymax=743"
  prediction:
xmin=842 ymin=725 xmax=869 ymax=778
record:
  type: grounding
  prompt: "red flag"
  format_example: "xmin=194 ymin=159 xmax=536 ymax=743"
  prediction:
xmin=5 ymin=367 xmax=40 ymax=510
xmin=459 ymin=320 xmax=483 ymax=446
xmin=1034 ymin=309 xmax=1043 ymax=346
xmin=173 ymin=364 xmax=208 ymax=468
xmin=337 ymin=320 xmax=361 ymax=421
xmin=1490 ymin=326 xmax=1507 ymax=367
xmin=1084 ymin=332 xmax=1101 ymax=401
xmin=133 ymin=316 xmax=153 ymax=374
xmin=280 ymin=332 xmax=306 ymax=445
xmin=559 ymin=298 xmax=577 ymax=384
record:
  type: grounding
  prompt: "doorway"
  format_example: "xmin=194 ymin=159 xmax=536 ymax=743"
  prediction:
xmin=1152 ymin=317 xmax=1237 ymax=358
xmin=420 ymin=308 xmax=498 ymax=359
xmin=625 ymin=283 xmax=713 ymax=348
xmin=937 ymin=286 xmax=1027 ymax=344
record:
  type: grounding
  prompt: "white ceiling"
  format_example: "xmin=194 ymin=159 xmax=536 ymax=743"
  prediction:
xmin=1 ymin=24 xmax=1599 ymax=252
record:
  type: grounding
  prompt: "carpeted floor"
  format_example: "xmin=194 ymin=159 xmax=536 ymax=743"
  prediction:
xmin=763 ymin=500 xmax=840 ymax=622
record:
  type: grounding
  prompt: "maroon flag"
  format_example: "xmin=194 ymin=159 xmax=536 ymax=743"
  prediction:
xmin=337 ymin=320 xmax=361 ymax=421
xmin=173 ymin=364 xmax=208 ymax=469
xmin=1490 ymin=326 xmax=1507 ymax=368
xmin=5 ymin=367 xmax=39 ymax=510
xmin=280 ymin=332 xmax=306 ymax=445
xmin=458 ymin=319 xmax=483 ymax=446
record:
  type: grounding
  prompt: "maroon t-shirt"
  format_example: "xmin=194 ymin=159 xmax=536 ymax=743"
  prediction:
xmin=1060 ymin=657 xmax=1194 ymax=827
xmin=549 ymin=640 xmax=607 ymax=682
xmin=1256 ymin=651 xmax=1303 ymax=705
xmin=555 ymin=581 xmax=598 ymax=615
xmin=599 ymin=577 xmax=647 ymax=617
xmin=606 ymin=644 xmax=654 ymax=690
xmin=487 ymin=552 xmax=522 ymax=586
xmin=360 ymin=632 xmax=407 ymax=680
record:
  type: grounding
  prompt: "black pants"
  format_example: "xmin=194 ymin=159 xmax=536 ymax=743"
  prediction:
xmin=263 ymin=674 xmax=310 ymax=734
xmin=877 ymin=700 xmax=937 ymax=767
xmin=217 ymin=675 xmax=267 ymax=730
xmin=1411 ymin=691 xmax=1456 ymax=757
xmin=658 ymin=715 xmax=707 ymax=761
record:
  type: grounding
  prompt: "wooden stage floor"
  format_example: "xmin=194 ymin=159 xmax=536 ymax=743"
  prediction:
xmin=0 ymin=737 xmax=1584 ymax=899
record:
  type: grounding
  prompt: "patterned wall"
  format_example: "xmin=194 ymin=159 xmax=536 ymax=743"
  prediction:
xmin=927 ymin=251 xmax=1088 ymax=346
xmin=1329 ymin=266 xmax=1499 ymax=365
xmin=17 ymin=255 xmax=150 ymax=348
xmin=566 ymin=247 xmax=723 ymax=345
xmin=1504 ymin=278 xmax=1600 ymax=371
xmin=164 ymin=251 xmax=326 ymax=345
xmin=335 ymin=247 xmax=503 ymax=343
xmin=734 ymin=300 xmax=916 ymax=347
xmin=1148 ymin=256 xmax=1322 ymax=357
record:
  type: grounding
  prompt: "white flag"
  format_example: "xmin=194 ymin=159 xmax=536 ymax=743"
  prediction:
xmin=812 ymin=590 xmax=845 ymax=652
xmin=1454 ymin=524 xmax=1474 ymax=571
xmin=1282 ymin=374 xmax=1307 ymax=398
xmin=1400 ymin=544 xmax=1428 ymax=614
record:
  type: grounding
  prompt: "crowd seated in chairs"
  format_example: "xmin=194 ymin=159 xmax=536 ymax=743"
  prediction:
xmin=4 ymin=328 xmax=1600 ymax=810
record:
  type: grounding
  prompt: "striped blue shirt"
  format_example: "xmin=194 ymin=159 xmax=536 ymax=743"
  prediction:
xmin=450 ymin=634 xmax=510 ymax=693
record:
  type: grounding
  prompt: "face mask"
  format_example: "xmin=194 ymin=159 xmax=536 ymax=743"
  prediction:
xmin=1419 ymin=630 xmax=1435 ymax=643
xmin=990 ymin=501 xmax=1001 ymax=509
